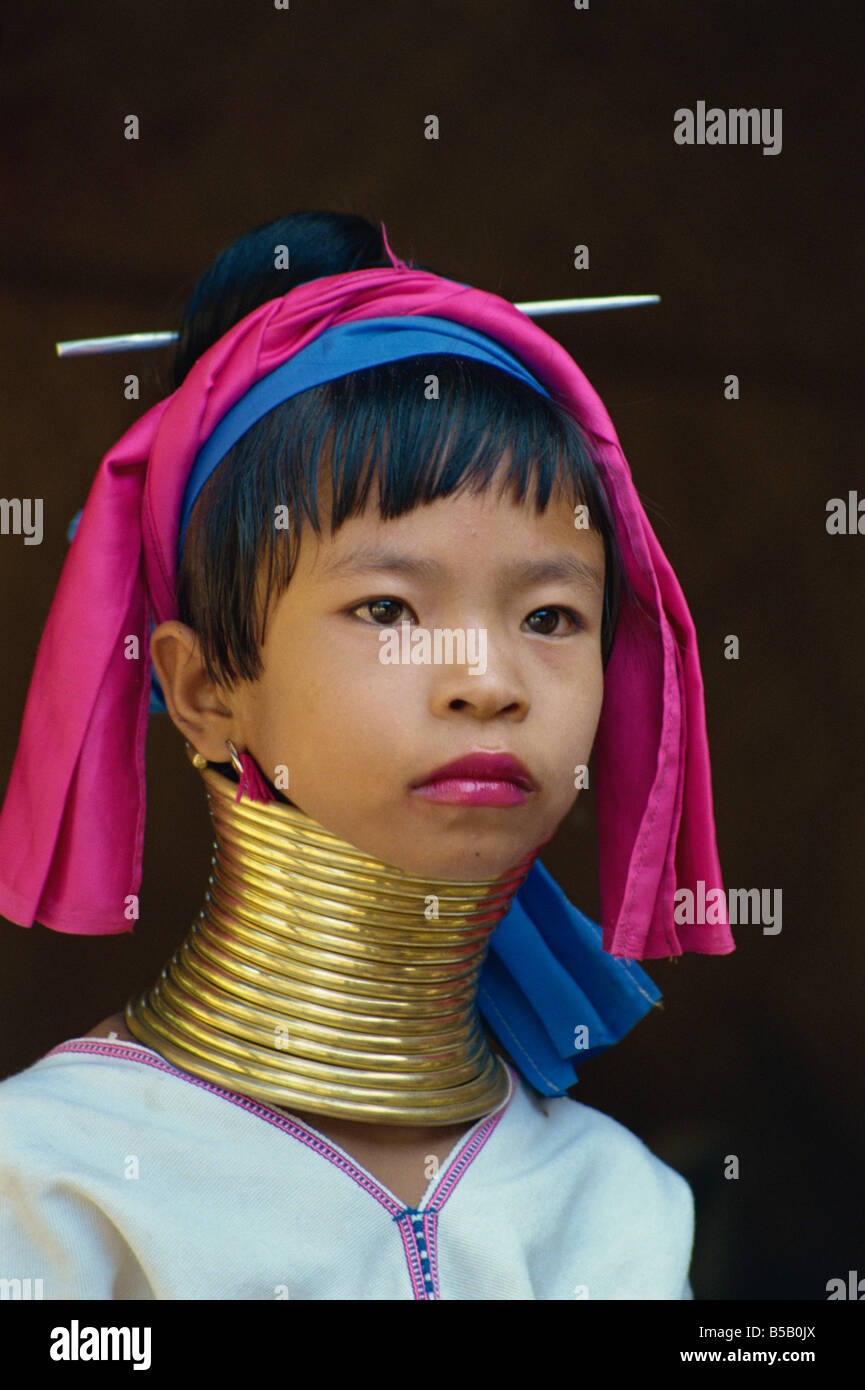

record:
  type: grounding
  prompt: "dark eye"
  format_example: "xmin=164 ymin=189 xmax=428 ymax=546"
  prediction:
xmin=524 ymin=607 xmax=582 ymax=636
xmin=353 ymin=598 xmax=413 ymax=625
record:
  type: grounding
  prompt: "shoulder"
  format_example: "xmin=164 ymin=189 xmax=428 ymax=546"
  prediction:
xmin=509 ymin=1074 xmax=694 ymax=1230
xmin=0 ymin=1042 xmax=157 ymax=1298
xmin=0 ymin=1027 xmax=164 ymax=1156
xmin=487 ymin=1072 xmax=695 ymax=1295
xmin=0 ymin=1012 xmax=144 ymax=1112
xmin=0 ymin=1009 xmax=139 ymax=1125
xmin=82 ymin=1011 xmax=137 ymax=1042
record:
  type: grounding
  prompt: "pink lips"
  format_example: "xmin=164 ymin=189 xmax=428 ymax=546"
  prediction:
xmin=411 ymin=752 xmax=535 ymax=807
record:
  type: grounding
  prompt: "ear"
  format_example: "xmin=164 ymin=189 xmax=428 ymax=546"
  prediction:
xmin=150 ymin=621 xmax=240 ymax=761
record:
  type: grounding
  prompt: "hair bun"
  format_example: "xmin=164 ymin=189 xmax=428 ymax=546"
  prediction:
xmin=173 ymin=211 xmax=401 ymax=388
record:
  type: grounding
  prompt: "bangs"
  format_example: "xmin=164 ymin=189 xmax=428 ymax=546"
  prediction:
xmin=177 ymin=355 xmax=624 ymax=691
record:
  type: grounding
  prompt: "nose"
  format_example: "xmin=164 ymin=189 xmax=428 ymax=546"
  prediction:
xmin=427 ymin=642 xmax=529 ymax=722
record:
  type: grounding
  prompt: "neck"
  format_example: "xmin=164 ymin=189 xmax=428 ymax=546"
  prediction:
xmin=125 ymin=763 xmax=537 ymax=1126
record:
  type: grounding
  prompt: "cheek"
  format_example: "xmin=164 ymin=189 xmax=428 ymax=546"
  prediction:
xmin=546 ymin=646 xmax=604 ymax=723
xmin=259 ymin=640 xmax=399 ymax=746
xmin=584 ymin=670 xmax=605 ymax=748
xmin=559 ymin=680 xmax=604 ymax=774
xmin=588 ymin=657 xmax=605 ymax=720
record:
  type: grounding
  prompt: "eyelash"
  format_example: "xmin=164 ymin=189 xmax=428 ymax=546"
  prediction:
xmin=350 ymin=597 xmax=585 ymax=637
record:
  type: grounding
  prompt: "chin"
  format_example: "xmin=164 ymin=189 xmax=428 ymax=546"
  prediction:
xmin=388 ymin=841 xmax=531 ymax=883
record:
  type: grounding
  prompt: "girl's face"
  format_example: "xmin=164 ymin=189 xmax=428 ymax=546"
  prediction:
xmin=156 ymin=464 xmax=607 ymax=882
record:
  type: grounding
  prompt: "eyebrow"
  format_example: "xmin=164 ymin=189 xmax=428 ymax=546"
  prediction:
xmin=317 ymin=546 xmax=604 ymax=593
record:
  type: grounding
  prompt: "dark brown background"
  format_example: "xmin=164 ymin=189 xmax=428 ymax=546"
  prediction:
xmin=1 ymin=0 xmax=862 ymax=1301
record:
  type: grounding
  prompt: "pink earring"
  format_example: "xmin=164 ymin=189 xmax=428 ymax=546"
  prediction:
xmin=225 ymin=740 xmax=277 ymax=805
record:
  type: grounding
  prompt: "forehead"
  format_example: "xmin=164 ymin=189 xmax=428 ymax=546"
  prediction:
xmin=299 ymin=484 xmax=605 ymax=591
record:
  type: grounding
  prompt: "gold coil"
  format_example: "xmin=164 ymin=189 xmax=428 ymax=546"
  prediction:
xmin=126 ymin=761 xmax=536 ymax=1124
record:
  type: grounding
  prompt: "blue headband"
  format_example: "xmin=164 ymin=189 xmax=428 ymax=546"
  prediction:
xmin=177 ymin=315 xmax=550 ymax=558
xmin=149 ymin=315 xmax=550 ymax=714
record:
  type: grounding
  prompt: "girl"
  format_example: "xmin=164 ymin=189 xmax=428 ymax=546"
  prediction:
xmin=0 ymin=211 xmax=734 ymax=1300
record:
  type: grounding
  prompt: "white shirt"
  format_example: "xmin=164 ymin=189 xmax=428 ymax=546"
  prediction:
xmin=0 ymin=1036 xmax=695 ymax=1300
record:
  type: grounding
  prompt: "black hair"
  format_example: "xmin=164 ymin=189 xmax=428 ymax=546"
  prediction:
xmin=173 ymin=211 xmax=626 ymax=694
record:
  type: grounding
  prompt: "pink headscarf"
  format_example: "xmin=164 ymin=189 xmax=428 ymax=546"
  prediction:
xmin=0 ymin=261 xmax=733 ymax=959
